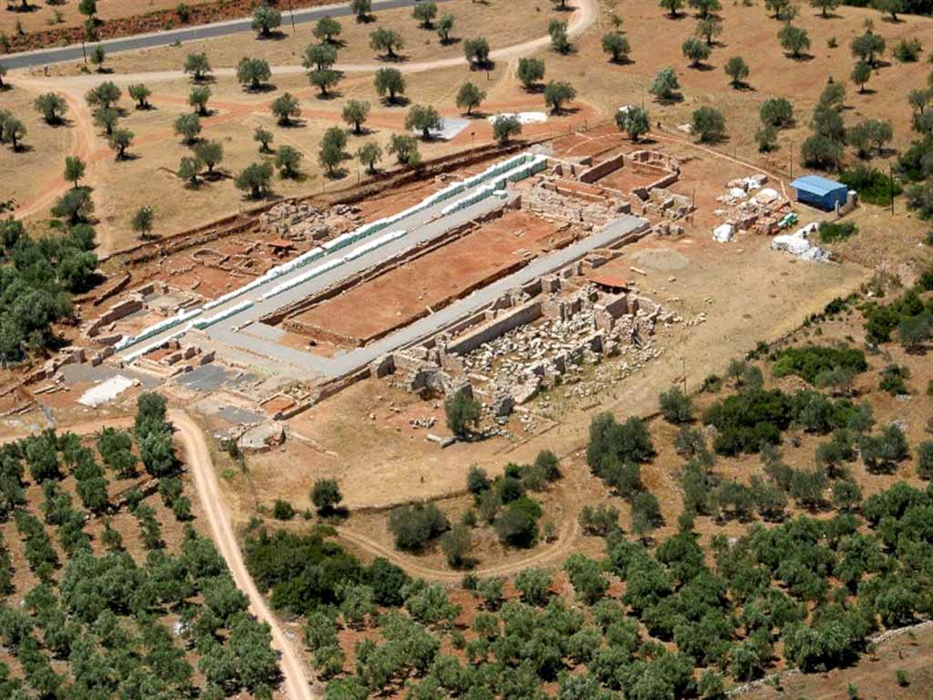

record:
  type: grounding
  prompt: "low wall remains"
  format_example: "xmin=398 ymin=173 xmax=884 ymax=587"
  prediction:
xmin=445 ymin=302 xmax=544 ymax=356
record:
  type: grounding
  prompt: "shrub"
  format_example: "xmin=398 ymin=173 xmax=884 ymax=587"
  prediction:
xmin=760 ymin=97 xmax=794 ymax=128
xmin=893 ymin=38 xmax=921 ymax=63
xmin=586 ymin=413 xmax=654 ymax=475
xmin=917 ymin=441 xmax=933 ymax=480
xmin=818 ymin=220 xmax=858 ymax=243
xmin=272 ymin=500 xmax=295 ymax=521
xmin=879 ymin=364 xmax=909 ymax=395
xmin=839 ymin=165 xmax=902 ymax=207
xmin=579 ymin=505 xmax=620 ymax=537
xmin=704 ymin=389 xmax=791 ymax=455
xmin=310 ymin=478 xmax=343 ymax=514
xmin=772 ymin=345 xmax=867 ymax=384
xmin=659 ymin=387 xmax=694 ymax=424
xmin=440 ymin=524 xmax=472 ymax=568
xmin=388 ymin=503 xmax=449 ymax=551
xmin=494 ymin=497 xmax=541 ymax=548
xmin=445 ymin=392 xmax=481 ymax=437
xmin=691 ymin=107 xmax=726 ymax=143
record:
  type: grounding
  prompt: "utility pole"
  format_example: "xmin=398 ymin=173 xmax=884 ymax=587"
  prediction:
xmin=889 ymin=164 xmax=894 ymax=216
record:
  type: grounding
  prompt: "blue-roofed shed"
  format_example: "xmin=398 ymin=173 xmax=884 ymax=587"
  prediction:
xmin=790 ymin=175 xmax=848 ymax=211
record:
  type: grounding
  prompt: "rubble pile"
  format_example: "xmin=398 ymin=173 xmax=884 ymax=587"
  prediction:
xmin=259 ymin=202 xmax=363 ymax=242
xmin=637 ymin=188 xmax=693 ymax=220
xmin=461 ymin=286 xmax=663 ymax=408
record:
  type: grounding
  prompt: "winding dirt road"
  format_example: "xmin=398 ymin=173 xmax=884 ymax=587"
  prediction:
xmin=337 ymin=516 xmax=580 ymax=583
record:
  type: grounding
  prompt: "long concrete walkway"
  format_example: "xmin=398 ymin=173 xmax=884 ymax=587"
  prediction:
xmin=1 ymin=0 xmax=448 ymax=71
xmin=204 ymin=214 xmax=648 ymax=379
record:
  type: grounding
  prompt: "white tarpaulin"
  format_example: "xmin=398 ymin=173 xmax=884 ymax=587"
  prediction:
xmin=771 ymin=223 xmax=832 ymax=262
xmin=487 ymin=112 xmax=548 ymax=125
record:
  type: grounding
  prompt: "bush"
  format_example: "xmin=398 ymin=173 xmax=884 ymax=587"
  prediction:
xmin=445 ymin=392 xmax=481 ymax=437
xmin=893 ymin=38 xmax=921 ymax=63
xmin=879 ymin=364 xmax=909 ymax=395
xmin=440 ymin=524 xmax=472 ymax=568
xmin=494 ymin=498 xmax=540 ymax=548
xmin=579 ymin=505 xmax=620 ymax=537
xmin=310 ymin=478 xmax=343 ymax=515
xmin=818 ymin=220 xmax=858 ymax=243
xmin=760 ymin=97 xmax=794 ymax=128
xmin=272 ymin=500 xmax=295 ymax=521
xmin=586 ymin=413 xmax=654 ymax=475
xmin=772 ymin=345 xmax=867 ymax=384
xmin=839 ymin=165 xmax=902 ymax=207
xmin=914 ymin=441 xmax=933 ymax=480
xmin=704 ymin=389 xmax=792 ymax=455
xmin=388 ymin=503 xmax=449 ymax=551
xmin=659 ymin=387 xmax=694 ymax=424
xmin=691 ymin=106 xmax=726 ymax=143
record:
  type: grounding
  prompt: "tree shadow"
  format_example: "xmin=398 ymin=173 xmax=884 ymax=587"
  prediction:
xmin=439 ymin=36 xmax=462 ymax=47
xmin=115 ymin=152 xmax=141 ymax=162
xmin=355 ymin=13 xmax=377 ymax=24
xmin=784 ymin=52 xmax=816 ymax=62
xmin=468 ymin=59 xmax=496 ymax=72
xmin=607 ymin=56 xmax=635 ymax=66
xmin=276 ymin=117 xmax=307 ymax=128
xmin=655 ymin=93 xmax=684 ymax=105
xmin=11 ymin=144 xmax=33 ymax=153
xmin=313 ymin=89 xmax=343 ymax=101
xmin=377 ymin=53 xmax=409 ymax=63
xmin=381 ymin=95 xmax=410 ymax=108
xmin=732 ymin=81 xmax=756 ymax=92
xmin=256 ymin=30 xmax=288 ymax=41
xmin=243 ymin=83 xmax=277 ymax=94
xmin=856 ymin=87 xmax=877 ymax=96
xmin=192 ymin=74 xmax=217 ymax=85
xmin=690 ymin=62 xmax=716 ymax=72
xmin=550 ymin=105 xmax=582 ymax=117
xmin=325 ymin=167 xmax=349 ymax=180
xmin=0 ymin=83 xmax=12 ymax=92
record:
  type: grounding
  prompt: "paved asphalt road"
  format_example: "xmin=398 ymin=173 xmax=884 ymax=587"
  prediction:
xmin=1 ymin=0 xmax=448 ymax=71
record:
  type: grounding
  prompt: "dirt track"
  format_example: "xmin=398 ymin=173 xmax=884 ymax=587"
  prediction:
xmin=336 ymin=516 xmax=580 ymax=583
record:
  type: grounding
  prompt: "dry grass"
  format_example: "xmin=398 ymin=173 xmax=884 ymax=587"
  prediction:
xmin=0 ymin=85 xmax=71 ymax=211
xmin=550 ymin=0 xmax=932 ymax=169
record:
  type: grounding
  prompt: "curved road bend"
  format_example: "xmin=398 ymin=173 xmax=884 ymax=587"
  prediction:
xmin=0 ymin=413 xmax=316 ymax=700
xmin=0 ymin=0 xmax=451 ymax=71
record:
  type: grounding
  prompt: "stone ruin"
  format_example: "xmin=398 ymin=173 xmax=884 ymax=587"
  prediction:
xmin=259 ymin=201 xmax=363 ymax=243
xmin=380 ymin=270 xmax=667 ymax=420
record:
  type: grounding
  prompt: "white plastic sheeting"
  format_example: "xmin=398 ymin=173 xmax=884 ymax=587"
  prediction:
xmin=487 ymin=112 xmax=548 ymax=125
xmin=261 ymin=257 xmax=346 ymax=300
xmin=190 ymin=300 xmax=254 ymax=330
xmin=114 ymin=307 xmax=202 ymax=351
xmin=771 ymin=223 xmax=832 ymax=263
xmin=345 ymin=230 xmax=406 ymax=261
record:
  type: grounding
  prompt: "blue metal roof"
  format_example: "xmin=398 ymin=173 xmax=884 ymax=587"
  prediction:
xmin=790 ymin=175 xmax=846 ymax=196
